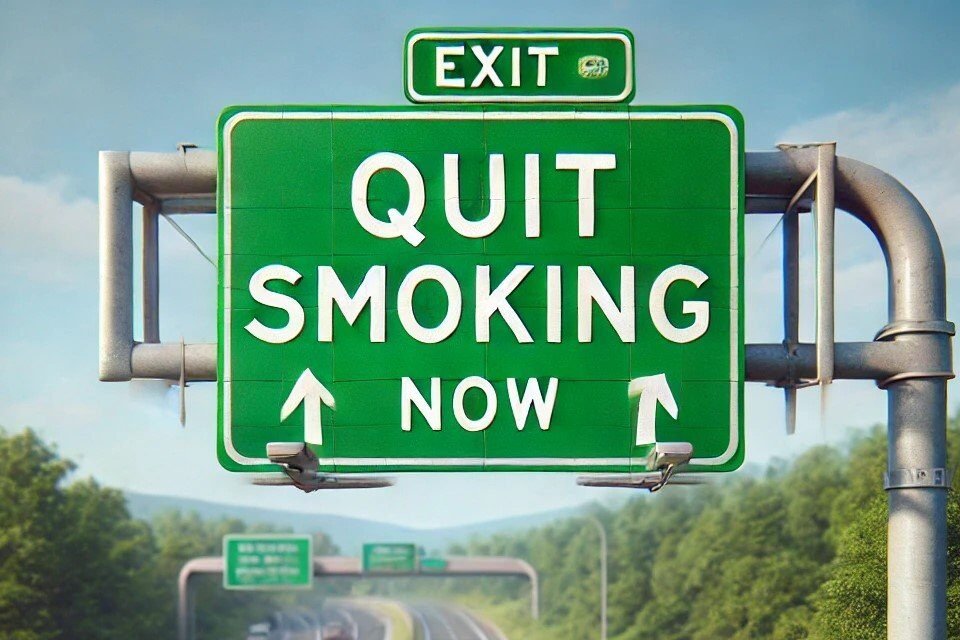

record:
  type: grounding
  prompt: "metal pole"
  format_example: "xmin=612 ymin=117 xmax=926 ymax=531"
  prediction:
xmin=887 ymin=377 xmax=948 ymax=638
xmin=98 ymin=151 xmax=133 ymax=381
xmin=747 ymin=150 xmax=952 ymax=640
xmin=584 ymin=516 xmax=607 ymax=640
xmin=142 ymin=201 xmax=160 ymax=344
xmin=815 ymin=143 xmax=836 ymax=385
xmin=188 ymin=587 xmax=196 ymax=640
xmin=525 ymin=559 xmax=540 ymax=621
xmin=783 ymin=205 xmax=800 ymax=434
xmin=177 ymin=561 xmax=192 ymax=640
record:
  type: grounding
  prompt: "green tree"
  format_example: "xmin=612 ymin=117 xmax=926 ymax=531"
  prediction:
xmin=0 ymin=429 xmax=165 ymax=639
xmin=0 ymin=429 xmax=70 ymax=640
xmin=811 ymin=485 xmax=960 ymax=639
xmin=51 ymin=480 xmax=165 ymax=638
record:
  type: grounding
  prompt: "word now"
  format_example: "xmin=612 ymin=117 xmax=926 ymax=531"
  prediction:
xmin=352 ymin=151 xmax=615 ymax=246
xmin=246 ymin=263 xmax=710 ymax=345
xmin=403 ymin=376 xmax=559 ymax=432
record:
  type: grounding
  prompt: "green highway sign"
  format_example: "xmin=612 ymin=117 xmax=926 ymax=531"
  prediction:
xmin=362 ymin=543 xmax=419 ymax=574
xmin=419 ymin=557 xmax=449 ymax=572
xmin=223 ymin=534 xmax=313 ymax=590
xmin=218 ymin=105 xmax=744 ymax=474
xmin=404 ymin=28 xmax=634 ymax=103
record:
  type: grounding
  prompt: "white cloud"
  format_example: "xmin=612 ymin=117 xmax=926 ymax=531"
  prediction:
xmin=774 ymin=83 xmax=960 ymax=343
xmin=780 ymin=83 xmax=960 ymax=250
xmin=0 ymin=175 xmax=97 ymax=284
xmin=0 ymin=174 xmax=216 ymax=289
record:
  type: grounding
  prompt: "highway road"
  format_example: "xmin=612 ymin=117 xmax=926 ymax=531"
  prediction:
xmin=245 ymin=601 xmax=390 ymax=640
xmin=407 ymin=603 xmax=507 ymax=640
xmin=247 ymin=600 xmax=505 ymax=640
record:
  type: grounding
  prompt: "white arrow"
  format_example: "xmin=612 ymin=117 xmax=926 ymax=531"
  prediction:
xmin=628 ymin=374 xmax=679 ymax=446
xmin=280 ymin=369 xmax=335 ymax=445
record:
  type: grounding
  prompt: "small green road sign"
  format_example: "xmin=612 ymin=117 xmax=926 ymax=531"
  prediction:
xmin=404 ymin=28 xmax=635 ymax=103
xmin=223 ymin=534 xmax=313 ymax=590
xmin=218 ymin=105 xmax=744 ymax=475
xmin=419 ymin=557 xmax=449 ymax=572
xmin=362 ymin=543 xmax=419 ymax=574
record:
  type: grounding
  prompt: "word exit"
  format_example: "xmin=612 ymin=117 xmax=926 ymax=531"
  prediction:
xmin=434 ymin=44 xmax=559 ymax=89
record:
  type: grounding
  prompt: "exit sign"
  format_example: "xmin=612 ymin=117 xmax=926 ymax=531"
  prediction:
xmin=404 ymin=28 xmax=635 ymax=103
xmin=217 ymin=105 xmax=744 ymax=474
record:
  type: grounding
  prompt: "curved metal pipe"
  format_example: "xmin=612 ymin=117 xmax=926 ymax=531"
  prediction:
xmin=748 ymin=149 xmax=950 ymax=640
xmin=747 ymin=150 xmax=947 ymax=322
xmin=177 ymin=557 xmax=222 ymax=640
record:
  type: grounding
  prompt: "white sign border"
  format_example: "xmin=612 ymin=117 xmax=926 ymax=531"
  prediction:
xmin=220 ymin=109 xmax=740 ymax=469
xmin=405 ymin=31 xmax=634 ymax=103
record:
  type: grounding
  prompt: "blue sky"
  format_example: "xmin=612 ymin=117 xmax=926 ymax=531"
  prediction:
xmin=1 ymin=0 xmax=958 ymax=528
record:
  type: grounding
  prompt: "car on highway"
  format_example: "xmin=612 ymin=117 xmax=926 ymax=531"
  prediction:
xmin=320 ymin=621 xmax=354 ymax=640
xmin=245 ymin=622 xmax=270 ymax=640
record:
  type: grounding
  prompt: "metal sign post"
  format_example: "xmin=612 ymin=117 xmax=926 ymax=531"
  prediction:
xmin=747 ymin=149 xmax=953 ymax=640
xmin=100 ymin=142 xmax=953 ymax=640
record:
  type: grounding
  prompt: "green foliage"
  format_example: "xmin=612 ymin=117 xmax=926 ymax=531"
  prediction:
xmin=412 ymin=417 xmax=960 ymax=640
xmin=0 ymin=428 xmax=343 ymax=639
xmin=2 ymin=416 xmax=959 ymax=639
xmin=809 ymin=496 xmax=886 ymax=640
xmin=0 ymin=429 xmax=163 ymax=639
xmin=810 ymin=490 xmax=960 ymax=639
xmin=0 ymin=429 xmax=71 ymax=640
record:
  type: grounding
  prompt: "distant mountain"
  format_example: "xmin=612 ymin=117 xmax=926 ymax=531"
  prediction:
xmin=124 ymin=492 xmax=584 ymax=555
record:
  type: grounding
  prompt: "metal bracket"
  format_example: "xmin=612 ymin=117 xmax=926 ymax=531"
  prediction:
xmin=875 ymin=320 xmax=957 ymax=341
xmin=877 ymin=370 xmax=955 ymax=390
xmin=873 ymin=320 xmax=955 ymax=388
xmin=253 ymin=442 xmax=393 ymax=492
xmin=648 ymin=441 xmax=694 ymax=470
xmin=578 ymin=471 xmax=671 ymax=491
xmin=773 ymin=142 xmax=837 ymax=434
xmin=884 ymin=468 xmax=951 ymax=490
xmin=576 ymin=442 xmax=694 ymax=492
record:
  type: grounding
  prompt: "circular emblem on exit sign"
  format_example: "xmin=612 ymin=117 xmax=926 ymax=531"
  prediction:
xmin=578 ymin=55 xmax=610 ymax=79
